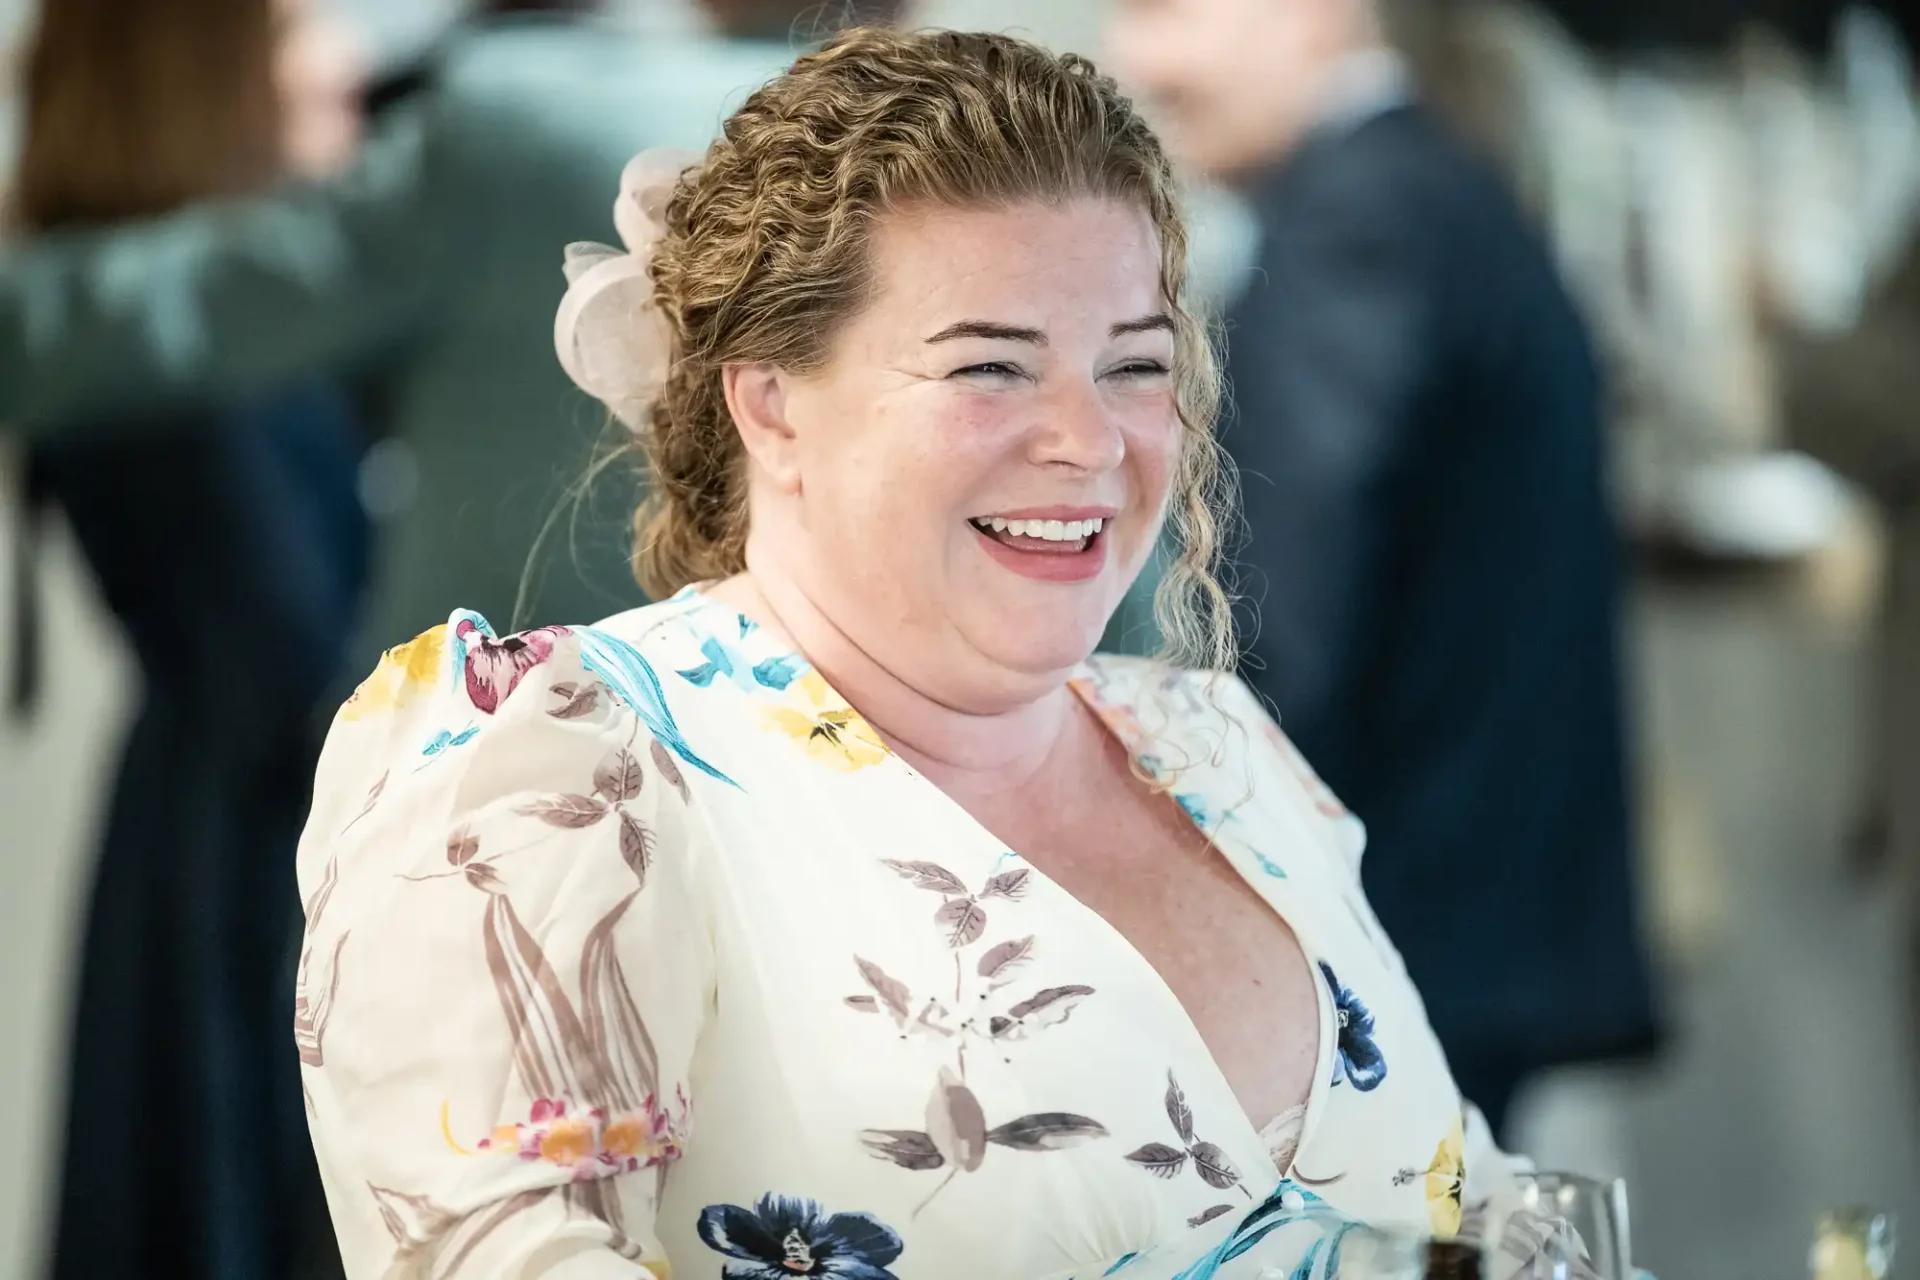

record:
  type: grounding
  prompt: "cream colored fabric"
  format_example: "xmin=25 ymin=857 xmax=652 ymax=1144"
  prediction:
xmin=295 ymin=590 xmax=1528 ymax=1279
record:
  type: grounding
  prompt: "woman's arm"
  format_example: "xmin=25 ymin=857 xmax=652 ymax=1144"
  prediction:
xmin=297 ymin=613 xmax=710 ymax=1276
xmin=0 ymin=106 xmax=443 ymax=441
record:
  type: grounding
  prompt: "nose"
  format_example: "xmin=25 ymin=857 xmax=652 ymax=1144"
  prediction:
xmin=1031 ymin=379 xmax=1126 ymax=474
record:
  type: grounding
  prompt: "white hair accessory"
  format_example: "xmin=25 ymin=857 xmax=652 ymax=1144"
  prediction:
xmin=553 ymin=148 xmax=700 ymax=428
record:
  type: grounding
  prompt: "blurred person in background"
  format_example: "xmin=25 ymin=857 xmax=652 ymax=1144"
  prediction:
xmin=1109 ymin=0 xmax=1660 ymax=1139
xmin=1776 ymin=72 xmax=1920 ymax=1055
xmin=5 ymin=0 xmax=371 ymax=1275
xmin=0 ymin=0 xmax=896 ymax=679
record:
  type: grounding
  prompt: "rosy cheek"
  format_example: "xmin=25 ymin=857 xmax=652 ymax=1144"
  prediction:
xmin=1121 ymin=405 xmax=1182 ymax=493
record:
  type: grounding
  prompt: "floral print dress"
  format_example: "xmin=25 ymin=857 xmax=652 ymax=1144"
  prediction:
xmin=295 ymin=590 xmax=1536 ymax=1280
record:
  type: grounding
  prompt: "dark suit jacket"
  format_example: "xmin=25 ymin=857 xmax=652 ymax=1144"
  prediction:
xmin=1225 ymin=104 xmax=1657 ymax=1072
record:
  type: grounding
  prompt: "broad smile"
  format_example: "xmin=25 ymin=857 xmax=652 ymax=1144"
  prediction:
xmin=967 ymin=510 xmax=1113 ymax=583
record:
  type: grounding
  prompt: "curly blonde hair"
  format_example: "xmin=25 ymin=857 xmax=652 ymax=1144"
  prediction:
xmin=637 ymin=26 xmax=1237 ymax=671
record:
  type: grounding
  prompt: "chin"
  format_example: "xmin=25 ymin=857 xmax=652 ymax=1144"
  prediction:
xmin=970 ymin=602 xmax=1114 ymax=681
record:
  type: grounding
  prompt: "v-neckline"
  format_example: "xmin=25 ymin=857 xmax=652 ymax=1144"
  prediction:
xmin=672 ymin=588 xmax=1340 ymax=1184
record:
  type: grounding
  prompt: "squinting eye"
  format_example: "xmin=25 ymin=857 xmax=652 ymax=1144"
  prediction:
xmin=1107 ymin=360 xmax=1171 ymax=381
xmin=951 ymin=361 xmax=1026 ymax=381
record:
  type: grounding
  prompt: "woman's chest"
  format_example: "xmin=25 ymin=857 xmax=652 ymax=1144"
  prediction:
xmin=649 ymin=682 xmax=1475 ymax=1274
xmin=999 ymin=784 xmax=1324 ymax=1146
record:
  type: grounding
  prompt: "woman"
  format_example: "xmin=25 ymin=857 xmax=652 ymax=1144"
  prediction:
xmin=8 ymin=0 xmax=368 ymax=1274
xmin=297 ymin=28 xmax=1534 ymax=1278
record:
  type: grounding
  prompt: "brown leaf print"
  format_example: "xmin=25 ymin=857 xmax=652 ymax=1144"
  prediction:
xmin=293 ymin=931 xmax=348 ymax=1067
xmin=925 ymin=1067 xmax=988 ymax=1173
xmin=649 ymin=737 xmax=689 ymax=801
xmin=915 ymin=999 xmax=957 ymax=1038
xmin=991 ymin=984 xmax=1096 ymax=1039
xmin=882 ymin=859 xmax=968 ymax=895
xmin=1166 ymin=1071 xmax=1195 ymax=1143
xmin=934 ymin=897 xmax=987 ymax=948
xmin=617 ymin=811 xmax=653 ymax=884
xmin=844 ymin=995 xmax=879 ymax=1012
xmin=549 ymin=682 xmax=601 ymax=720
xmin=594 ymin=749 xmax=644 ymax=803
xmin=1126 ymin=1142 xmax=1189 ymax=1179
xmin=980 ymin=869 xmax=1031 ymax=901
xmin=984 ymin=1113 xmax=1110 ymax=1151
xmin=302 ymin=850 xmax=342 ymax=930
xmin=854 ymin=956 xmax=913 ymax=1024
xmin=517 ymin=794 xmax=609 ymax=828
xmin=580 ymin=892 xmax=658 ymax=1114
xmin=368 ymin=1183 xmax=458 ymax=1251
xmin=464 ymin=863 xmax=505 ymax=893
xmin=860 ymin=1129 xmax=947 ymax=1172
xmin=1191 ymin=1141 xmax=1241 ymax=1190
xmin=446 ymin=826 xmax=480 ymax=866
xmin=481 ymin=893 xmax=602 ymax=1103
xmin=437 ymin=1187 xmax=556 ymax=1276
xmin=343 ymin=770 xmax=388 ymax=834
xmin=976 ymin=936 xmax=1035 ymax=982
xmin=569 ymin=1180 xmax=649 ymax=1263
xmin=1189 ymin=1204 xmax=1235 ymax=1229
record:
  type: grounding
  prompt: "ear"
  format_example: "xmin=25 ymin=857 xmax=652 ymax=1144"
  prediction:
xmin=723 ymin=362 xmax=803 ymax=495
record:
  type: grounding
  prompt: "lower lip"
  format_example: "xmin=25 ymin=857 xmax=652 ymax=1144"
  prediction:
xmin=972 ymin=524 xmax=1110 ymax=583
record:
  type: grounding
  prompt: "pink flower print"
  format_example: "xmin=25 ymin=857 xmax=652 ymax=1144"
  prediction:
xmin=459 ymin=621 xmax=569 ymax=715
xmin=477 ymin=1095 xmax=687 ymax=1181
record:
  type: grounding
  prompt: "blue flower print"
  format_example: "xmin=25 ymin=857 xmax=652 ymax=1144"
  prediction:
xmin=1319 ymin=961 xmax=1387 ymax=1092
xmin=677 ymin=635 xmax=803 ymax=695
xmin=697 ymin=1194 xmax=905 ymax=1279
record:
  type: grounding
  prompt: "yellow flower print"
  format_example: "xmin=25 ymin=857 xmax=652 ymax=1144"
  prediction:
xmin=1425 ymin=1112 xmax=1467 ymax=1238
xmin=603 ymin=1113 xmax=673 ymax=1163
xmin=341 ymin=625 xmax=447 ymax=721
xmin=537 ymin=1116 xmax=597 ymax=1167
xmin=763 ymin=671 xmax=889 ymax=772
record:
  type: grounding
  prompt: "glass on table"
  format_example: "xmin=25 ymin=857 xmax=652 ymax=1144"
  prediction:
xmin=1809 ymin=1207 xmax=1896 ymax=1280
xmin=1505 ymin=1172 xmax=1633 ymax=1280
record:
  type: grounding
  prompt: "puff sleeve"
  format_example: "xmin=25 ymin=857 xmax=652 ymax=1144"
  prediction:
xmin=294 ymin=612 xmax=711 ymax=1278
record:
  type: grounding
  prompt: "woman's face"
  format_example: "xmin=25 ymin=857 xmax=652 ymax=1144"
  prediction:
xmin=274 ymin=0 xmax=366 ymax=179
xmin=736 ymin=197 xmax=1182 ymax=711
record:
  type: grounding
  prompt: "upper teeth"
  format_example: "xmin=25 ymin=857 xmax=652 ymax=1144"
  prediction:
xmin=979 ymin=517 xmax=1104 ymax=541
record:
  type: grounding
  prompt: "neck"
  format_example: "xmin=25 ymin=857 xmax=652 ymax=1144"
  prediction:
xmin=713 ymin=555 xmax=1078 ymax=793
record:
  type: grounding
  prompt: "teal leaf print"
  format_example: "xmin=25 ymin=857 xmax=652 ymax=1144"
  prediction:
xmin=420 ymin=724 xmax=480 ymax=759
xmin=576 ymin=628 xmax=737 ymax=788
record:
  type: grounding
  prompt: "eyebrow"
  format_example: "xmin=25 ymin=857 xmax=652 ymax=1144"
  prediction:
xmin=1111 ymin=312 xmax=1175 ymax=338
xmin=922 ymin=313 xmax=1176 ymax=345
